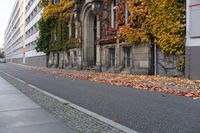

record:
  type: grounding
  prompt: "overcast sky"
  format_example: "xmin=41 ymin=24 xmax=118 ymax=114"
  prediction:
xmin=0 ymin=0 xmax=16 ymax=48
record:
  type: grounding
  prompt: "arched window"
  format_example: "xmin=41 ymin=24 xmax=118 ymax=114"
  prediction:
xmin=111 ymin=0 xmax=117 ymax=28
xmin=111 ymin=0 xmax=129 ymax=27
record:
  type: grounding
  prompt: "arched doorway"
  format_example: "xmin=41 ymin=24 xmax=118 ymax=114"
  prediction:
xmin=82 ymin=4 xmax=97 ymax=67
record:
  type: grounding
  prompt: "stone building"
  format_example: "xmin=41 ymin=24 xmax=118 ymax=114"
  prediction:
xmin=48 ymin=0 xmax=182 ymax=76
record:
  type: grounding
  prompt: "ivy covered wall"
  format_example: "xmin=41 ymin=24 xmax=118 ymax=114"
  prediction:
xmin=36 ymin=0 xmax=186 ymax=73
xmin=36 ymin=0 xmax=78 ymax=55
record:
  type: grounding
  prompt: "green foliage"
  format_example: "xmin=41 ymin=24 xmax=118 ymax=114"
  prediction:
xmin=177 ymin=57 xmax=185 ymax=72
xmin=36 ymin=0 xmax=77 ymax=54
xmin=56 ymin=18 xmax=64 ymax=47
xmin=35 ymin=18 xmax=52 ymax=54
xmin=63 ymin=38 xmax=78 ymax=49
xmin=39 ymin=0 xmax=47 ymax=8
xmin=42 ymin=0 xmax=75 ymax=22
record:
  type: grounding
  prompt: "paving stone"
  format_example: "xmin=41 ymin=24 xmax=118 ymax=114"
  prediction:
xmin=0 ymin=76 xmax=76 ymax=133
xmin=0 ymin=94 xmax=40 ymax=112
xmin=0 ymin=122 xmax=74 ymax=133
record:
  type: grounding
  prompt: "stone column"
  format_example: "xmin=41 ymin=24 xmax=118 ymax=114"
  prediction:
xmin=63 ymin=51 xmax=66 ymax=68
xmin=114 ymin=43 xmax=121 ymax=73
xmin=70 ymin=50 xmax=74 ymax=67
xmin=96 ymin=16 xmax=101 ymax=71
xmin=96 ymin=44 xmax=101 ymax=71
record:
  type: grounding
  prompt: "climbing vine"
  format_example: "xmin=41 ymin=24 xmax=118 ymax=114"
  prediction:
xmin=119 ymin=0 xmax=185 ymax=55
xmin=35 ymin=18 xmax=52 ymax=54
xmin=36 ymin=0 xmax=78 ymax=54
xmin=119 ymin=0 xmax=148 ymax=44
xmin=116 ymin=0 xmax=126 ymax=26
xmin=42 ymin=0 xmax=75 ymax=22
xmin=119 ymin=0 xmax=186 ymax=71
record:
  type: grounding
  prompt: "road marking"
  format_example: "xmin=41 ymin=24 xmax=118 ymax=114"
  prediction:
xmin=2 ymin=71 xmax=138 ymax=133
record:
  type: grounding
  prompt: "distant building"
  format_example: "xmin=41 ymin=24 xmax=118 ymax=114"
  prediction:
xmin=0 ymin=48 xmax=3 ymax=53
xmin=0 ymin=48 xmax=4 ymax=58
xmin=4 ymin=0 xmax=46 ymax=67
xmin=4 ymin=0 xmax=25 ymax=64
xmin=186 ymin=0 xmax=200 ymax=79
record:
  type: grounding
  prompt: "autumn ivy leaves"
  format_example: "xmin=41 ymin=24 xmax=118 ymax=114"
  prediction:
xmin=42 ymin=0 xmax=75 ymax=22
xmin=120 ymin=0 xmax=185 ymax=55
xmin=118 ymin=0 xmax=185 ymax=71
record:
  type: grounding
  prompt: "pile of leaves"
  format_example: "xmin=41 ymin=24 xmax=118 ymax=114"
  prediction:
xmin=17 ymin=64 xmax=200 ymax=100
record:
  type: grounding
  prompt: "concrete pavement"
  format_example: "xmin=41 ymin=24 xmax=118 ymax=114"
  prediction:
xmin=0 ymin=76 xmax=75 ymax=133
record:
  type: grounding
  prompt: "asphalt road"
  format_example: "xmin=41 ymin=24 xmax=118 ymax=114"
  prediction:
xmin=0 ymin=63 xmax=200 ymax=133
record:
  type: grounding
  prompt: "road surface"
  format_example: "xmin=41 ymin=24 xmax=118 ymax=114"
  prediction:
xmin=0 ymin=63 xmax=200 ymax=133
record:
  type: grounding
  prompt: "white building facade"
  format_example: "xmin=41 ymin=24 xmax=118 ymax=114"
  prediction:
xmin=186 ymin=0 xmax=200 ymax=79
xmin=4 ymin=0 xmax=46 ymax=67
xmin=4 ymin=0 xmax=25 ymax=64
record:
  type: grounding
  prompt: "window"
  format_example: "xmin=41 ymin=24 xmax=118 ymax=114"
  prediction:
xmin=190 ymin=0 xmax=200 ymax=37
xmin=109 ymin=48 xmax=115 ymax=67
xmin=111 ymin=0 xmax=129 ymax=27
xmin=125 ymin=0 xmax=129 ymax=24
xmin=69 ymin=23 xmax=72 ymax=38
xmin=111 ymin=0 xmax=117 ymax=28
xmin=53 ymin=0 xmax=60 ymax=4
xmin=124 ymin=47 xmax=131 ymax=67
xmin=73 ymin=51 xmax=77 ymax=64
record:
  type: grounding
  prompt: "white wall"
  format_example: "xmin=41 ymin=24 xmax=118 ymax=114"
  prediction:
xmin=4 ymin=0 xmax=25 ymax=60
xmin=186 ymin=0 xmax=200 ymax=46
xmin=24 ymin=0 xmax=45 ymax=59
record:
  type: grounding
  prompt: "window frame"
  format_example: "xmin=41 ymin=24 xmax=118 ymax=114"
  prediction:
xmin=111 ymin=0 xmax=117 ymax=28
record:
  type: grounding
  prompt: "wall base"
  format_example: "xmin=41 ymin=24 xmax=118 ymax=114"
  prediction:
xmin=25 ymin=55 xmax=47 ymax=67
xmin=186 ymin=46 xmax=200 ymax=80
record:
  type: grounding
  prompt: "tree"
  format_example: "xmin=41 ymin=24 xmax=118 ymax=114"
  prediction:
xmin=35 ymin=18 xmax=52 ymax=66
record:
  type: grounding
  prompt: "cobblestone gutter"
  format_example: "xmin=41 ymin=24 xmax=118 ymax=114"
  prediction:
xmin=0 ymin=72 xmax=137 ymax=133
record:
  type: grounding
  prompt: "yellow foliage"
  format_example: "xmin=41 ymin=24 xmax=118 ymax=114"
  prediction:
xmin=120 ymin=0 xmax=185 ymax=55
xmin=120 ymin=0 xmax=149 ymax=44
xmin=43 ymin=0 xmax=75 ymax=22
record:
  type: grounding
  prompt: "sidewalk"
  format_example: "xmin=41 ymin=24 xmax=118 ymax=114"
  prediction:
xmin=0 ymin=77 xmax=75 ymax=133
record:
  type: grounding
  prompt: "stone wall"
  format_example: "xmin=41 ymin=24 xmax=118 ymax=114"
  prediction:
xmin=131 ymin=45 xmax=151 ymax=75
xmin=157 ymin=48 xmax=183 ymax=76
xmin=185 ymin=46 xmax=200 ymax=80
xmin=100 ymin=43 xmax=151 ymax=74
xmin=25 ymin=55 xmax=47 ymax=67
xmin=48 ymin=48 xmax=81 ymax=69
xmin=12 ymin=58 xmax=23 ymax=64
